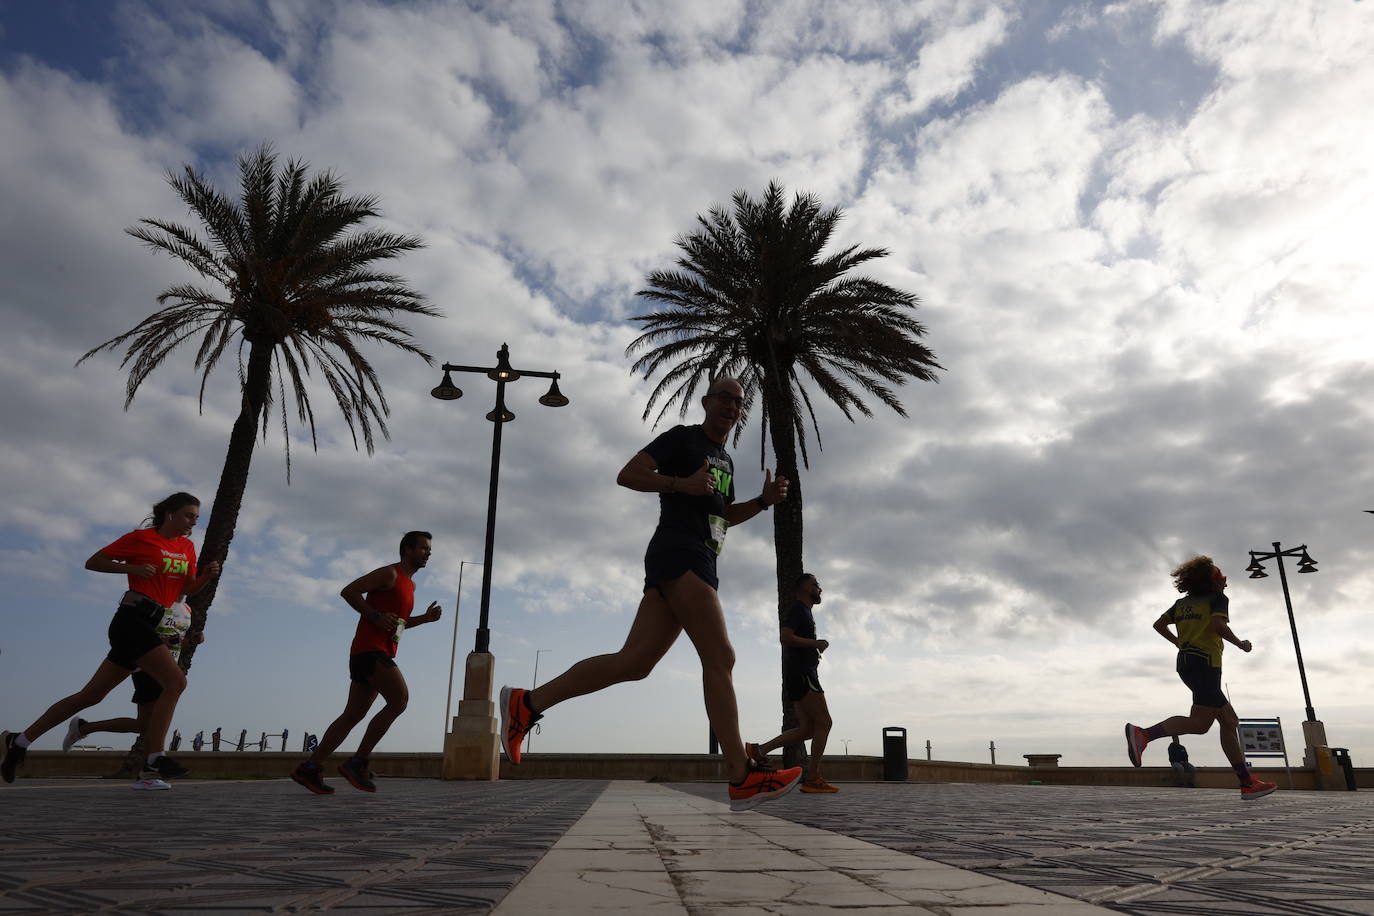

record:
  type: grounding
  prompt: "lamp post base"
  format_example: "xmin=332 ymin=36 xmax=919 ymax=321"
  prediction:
xmin=1301 ymin=719 xmax=1328 ymax=768
xmin=442 ymin=651 xmax=500 ymax=780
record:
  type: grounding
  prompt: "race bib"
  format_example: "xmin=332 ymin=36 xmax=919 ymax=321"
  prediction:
xmin=157 ymin=601 xmax=193 ymax=661
xmin=707 ymin=515 xmax=729 ymax=555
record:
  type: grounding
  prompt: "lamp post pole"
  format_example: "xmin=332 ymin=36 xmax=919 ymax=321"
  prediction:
xmin=443 ymin=560 xmax=481 ymax=735
xmin=527 ymin=648 xmax=550 ymax=752
xmin=1245 ymin=542 xmax=1324 ymax=765
xmin=431 ymin=344 xmax=568 ymax=779
xmin=474 ymin=380 xmax=507 ymax=654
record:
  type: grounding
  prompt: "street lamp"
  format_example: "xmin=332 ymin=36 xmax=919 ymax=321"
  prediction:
xmin=432 ymin=343 xmax=567 ymax=779
xmin=431 ymin=343 xmax=568 ymax=654
xmin=528 ymin=649 xmax=550 ymax=752
xmin=443 ymin=560 xmax=481 ymax=735
xmin=1246 ymin=541 xmax=1325 ymax=760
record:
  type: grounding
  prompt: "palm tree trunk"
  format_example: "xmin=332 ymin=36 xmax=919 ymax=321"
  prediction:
xmin=762 ymin=382 xmax=806 ymax=771
xmin=114 ymin=339 xmax=272 ymax=778
xmin=180 ymin=338 xmax=273 ymax=671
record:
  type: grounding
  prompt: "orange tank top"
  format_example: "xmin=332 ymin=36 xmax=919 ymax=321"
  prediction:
xmin=349 ymin=564 xmax=416 ymax=658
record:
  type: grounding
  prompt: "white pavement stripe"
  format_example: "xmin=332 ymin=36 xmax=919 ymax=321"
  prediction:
xmin=495 ymin=781 xmax=1117 ymax=914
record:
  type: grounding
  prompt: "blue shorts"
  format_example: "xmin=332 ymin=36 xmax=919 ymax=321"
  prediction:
xmin=1176 ymin=653 xmax=1227 ymax=708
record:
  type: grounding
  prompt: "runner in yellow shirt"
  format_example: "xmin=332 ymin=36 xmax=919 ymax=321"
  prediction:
xmin=1123 ymin=555 xmax=1276 ymax=800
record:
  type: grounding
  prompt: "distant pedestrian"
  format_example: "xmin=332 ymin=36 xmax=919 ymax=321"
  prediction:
xmin=1124 ymin=555 xmax=1276 ymax=800
xmin=497 ymin=378 xmax=803 ymax=811
xmin=747 ymin=573 xmax=837 ymax=793
xmin=1 ymin=493 xmax=220 ymax=789
xmin=1168 ymin=737 xmax=1196 ymax=788
xmin=290 ymin=531 xmax=442 ymax=794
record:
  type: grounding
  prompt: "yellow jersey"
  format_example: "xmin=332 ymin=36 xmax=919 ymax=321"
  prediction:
xmin=1168 ymin=591 xmax=1229 ymax=668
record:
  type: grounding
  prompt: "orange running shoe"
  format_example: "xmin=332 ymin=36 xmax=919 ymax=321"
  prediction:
xmin=499 ymin=685 xmax=542 ymax=765
xmin=799 ymin=776 xmax=839 ymax=794
xmin=745 ymin=742 xmax=764 ymax=764
xmin=1124 ymin=723 xmax=1149 ymax=767
xmin=728 ymin=761 xmax=803 ymax=812
xmin=1241 ymin=778 xmax=1277 ymax=800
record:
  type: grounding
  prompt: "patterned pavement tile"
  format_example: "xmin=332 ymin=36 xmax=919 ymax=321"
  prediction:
xmin=669 ymin=781 xmax=1374 ymax=915
xmin=0 ymin=778 xmax=605 ymax=914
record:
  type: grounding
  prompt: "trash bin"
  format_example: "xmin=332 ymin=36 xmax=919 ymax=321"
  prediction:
xmin=1331 ymin=747 xmax=1358 ymax=791
xmin=882 ymin=727 xmax=908 ymax=782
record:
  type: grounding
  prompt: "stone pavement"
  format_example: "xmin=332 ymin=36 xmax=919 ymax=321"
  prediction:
xmin=0 ymin=777 xmax=604 ymax=912
xmin=3 ymin=777 xmax=1373 ymax=913
xmin=670 ymin=781 xmax=1374 ymax=915
xmin=499 ymin=779 xmax=1112 ymax=915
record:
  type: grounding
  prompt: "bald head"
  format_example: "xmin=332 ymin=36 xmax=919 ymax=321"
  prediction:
xmin=706 ymin=377 xmax=742 ymax=397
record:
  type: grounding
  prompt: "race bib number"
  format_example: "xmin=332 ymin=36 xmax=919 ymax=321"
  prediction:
xmin=157 ymin=601 xmax=193 ymax=661
xmin=707 ymin=515 xmax=728 ymax=555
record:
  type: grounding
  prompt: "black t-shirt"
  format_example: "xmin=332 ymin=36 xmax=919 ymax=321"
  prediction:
xmin=643 ymin=425 xmax=735 ymax=554
xmin=784 ymin=601 xmax=820 ymax=671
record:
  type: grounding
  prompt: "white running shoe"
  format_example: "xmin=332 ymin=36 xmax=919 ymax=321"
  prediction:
xmin=132 ymin=776 xmax=170 ymax=791
xmin=62 ymin=717 xmax=87 ymax=752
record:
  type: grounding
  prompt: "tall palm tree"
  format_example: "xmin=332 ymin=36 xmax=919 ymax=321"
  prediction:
xmin=80 ymin=144 xmax=439 ymax=672
xmin=628 ymin=181 xmax=941 ymax=759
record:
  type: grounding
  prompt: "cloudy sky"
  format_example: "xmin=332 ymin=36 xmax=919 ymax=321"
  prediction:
xmin=1 ymin=0 xmax=1371 ymax=772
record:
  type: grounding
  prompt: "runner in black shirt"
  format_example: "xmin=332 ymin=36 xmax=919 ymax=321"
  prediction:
xmin=746 ymin=573 xmax=837 ymax=793
xmin=497 ymin=377 xmax=803 ymax=811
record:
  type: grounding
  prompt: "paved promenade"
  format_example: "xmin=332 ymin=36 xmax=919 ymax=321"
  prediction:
xmin=671 ymin=781 xmax=1374 ymax=915
xmin=2 ymin=777 xmax=1372 ymax=913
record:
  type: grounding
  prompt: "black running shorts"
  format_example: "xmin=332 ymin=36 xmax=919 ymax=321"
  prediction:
xmin=131 ymin=670 xmax=162 ymax=705
xmin=349 ymin=650 xmax=398 ymax=684
xmin=1176 ymin=653 xmax=1227 ymax=708
xmin=643 ymin=545 xmax=718 ymax=593
xmin=784 ymin=666 xmax=824 ymax=702
xmin=107 ymin=605 xmax=165 ymax=671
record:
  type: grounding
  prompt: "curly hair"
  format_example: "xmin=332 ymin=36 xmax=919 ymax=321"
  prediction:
xmin=1171 ymin=555 xmax=1219 ymax=595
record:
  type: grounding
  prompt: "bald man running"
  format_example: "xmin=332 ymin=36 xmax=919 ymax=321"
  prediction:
xmin=498 ymin=378 xmax=803 ymax=810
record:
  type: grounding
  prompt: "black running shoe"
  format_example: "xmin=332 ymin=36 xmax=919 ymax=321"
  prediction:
xmin=338 ymin=756 xmax=376 ymax=792
xmin=144 ymin=755 xmax=190 ymax=779
xmin=1 ymin=731 xmax=26 ymax=784
xmin=291 ymin=761 xmax=335 ymax=795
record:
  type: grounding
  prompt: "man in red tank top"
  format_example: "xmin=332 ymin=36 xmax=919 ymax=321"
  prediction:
xmin=290 ymin=531 xmax=442 ymax=794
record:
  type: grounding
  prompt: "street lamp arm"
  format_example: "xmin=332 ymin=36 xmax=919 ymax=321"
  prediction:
xmin=441 ymin=362 xmax=561 ymax=381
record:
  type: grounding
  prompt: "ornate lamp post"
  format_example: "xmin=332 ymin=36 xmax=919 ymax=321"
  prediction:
xmin=1245 ymin=542 xmax=1325 ymax=764
xmin=432 ymin=344 xmax=567 ymax=779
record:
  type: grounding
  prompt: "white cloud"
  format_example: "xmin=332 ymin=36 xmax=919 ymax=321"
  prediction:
xmin=882 ymin=5 xmax=1012 ymax=119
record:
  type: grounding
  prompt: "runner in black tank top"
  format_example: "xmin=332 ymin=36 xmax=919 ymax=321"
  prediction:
xmin=496 ymin=377 xmax=804 ymax=811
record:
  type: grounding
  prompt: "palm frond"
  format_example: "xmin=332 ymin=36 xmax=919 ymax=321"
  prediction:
xmin=82 ymin=144 xmax=439 ymax=474
xmin=629 ymin=181 xmax=941 ymax=467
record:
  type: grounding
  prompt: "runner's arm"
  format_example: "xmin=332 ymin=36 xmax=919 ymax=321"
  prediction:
xmin=1152 ymin=612 xmax=1179 ymax=648
xmin=617 ymin=451 xmax=715 ymax=495
xmin=84 ymin=551 xmax=157 ymax=578
xmin=617 ymin=451 xmax=676 ymax=492
xmin=1208 ymin=614 xmax=1252 ymax=652
xmin=341 ymin=566 xmax=400 ymax=630
xmin=184 ymin=560 xmax=222 ymax=596
xmin=404 ymin=601 xmax=443 ymax=628
xmin=780 ymin=626 xmax=828 ymax=651
xmin=722 ymin=469 xmax=788 ymax=525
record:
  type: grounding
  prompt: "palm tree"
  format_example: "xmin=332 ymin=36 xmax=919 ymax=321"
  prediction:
xmin=628 ymin=181 xmax=941 ymax=761
xmin=80 ymin=144 xmax=439 ymax=672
